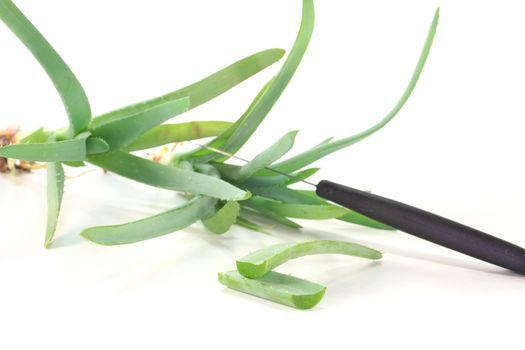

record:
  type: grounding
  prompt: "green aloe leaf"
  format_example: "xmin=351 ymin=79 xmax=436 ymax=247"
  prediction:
xmin=226 ymin=131 xmax=298 ymax=181
xmin=237 ymin=240 xmax=382 ymax=279
xmin=202 ymin=201 xmax=240 ymax=234
xmin=86 ymin=137 xmax=110 ymax=154
xmin=242 ymin=185 xmax=321 ymax=205
xmin=191 ymin=0 xmax=315 ymax=162
xmin=296 ymin=190 xmax=395 ymax=230
xmin=235 ymin=216 xmax=267 ymax=233
xmin=268 ymin=8 xmax=440 ymax=174
xmin=215 ymin=165 xmax=318 ymax=188
xmin=81 ymin=196 xmax=217 ymax=245
xmin=90 ymin=49 xmax=285 ymax=128
xmin=189 ymin=80 xmax=273 ymax=160
xmin=218 ymin=270 xmax=326 ymax=310
xmin=241 ymin=201 xmax=302 ymax=229
xmin=19 ymin=128 xmax=48 ymax=144
xmin=0 ymin=132 xmax=90 ymax=162
xmin=45 ymin=162 xmax=64 ymax=248
xmin=247 ymin=186 xmax=393 ymax=230
xmin=87 ymin=151 xmax=249 ymax=200
xmin=62 ymin=161 xmax=86 ymax=168
xmin=125 ymin=121 xmax=232 ymax=151
xmin=90 ymin=97 xmax=189 ymax=151
xmin=248 ymin=196 xmax=349 ymax=220
xmin=0 ymin=0 xmax=91 ymax=137
xmin=282 ymin=167 xmax=319 ymax=185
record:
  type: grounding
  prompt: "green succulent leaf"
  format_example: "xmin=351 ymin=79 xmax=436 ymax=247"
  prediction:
xmin=237 ymin=240 xmax=382 ymax=279
xmin=0 ymin=0 xmax=91 ymax=137
xmin=87 ymin=151 xmax=249 ymax=201
xmin=243 ymin=185 xmax=321 ymax=205
xmin=19 ymin=128 xmax=48 ymax=144
xmin=295 ymin=190 xmax=395 ymax=230
xmin=241 ymin=200 xmax=302 ymax=229
xmin=85 ymin=137 xmax=110 ymax=155
xmin=81 ymin=196 xmax=217 ymax=245
xmin=248 ymin=196 xmax=349 ymax=220
xmin=218 ymin=270 xmax=326 ymax=310
xmin=90 ymin=97 xmax=190 ymax=151
xmin=125 ymin=121 xmax=232 ymax=151
xmin=202 ymin=201 xmax=240 ymax=234
xmin=282 ymin=167 xmax=319 ymax=185
xmin=268 ymin=8 xmax=440 ymax=174
xmin=189 ymin=80 xmax=273 ymax=160
xmin=226 ymin=131 xmax=298 ymax=181
xmin=62 ymin=161 xmax=86 ymax=168
xmin=235 ymin=216 xmax=267 ymax=233
xmin=45 ymin=162 xmax=64 ymax=248
xmin=191 ymin=0 xmax=315 ymax=162
xmin=90 ymin=49 xmax=285 ymax=128
xmin=0 ymin=132 xmax=90 ymax=162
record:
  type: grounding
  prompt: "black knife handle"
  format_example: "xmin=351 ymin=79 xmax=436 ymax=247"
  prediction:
xmin=316 ymin=180 xmax=525 ymax=275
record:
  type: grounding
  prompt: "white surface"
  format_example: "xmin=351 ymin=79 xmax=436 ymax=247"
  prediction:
xmin=1 ymin=0 xmax=524 ymax=349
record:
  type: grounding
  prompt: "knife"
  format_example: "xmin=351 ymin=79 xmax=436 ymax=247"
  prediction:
xmin=190 ymin=141 xmax=525 ymax=275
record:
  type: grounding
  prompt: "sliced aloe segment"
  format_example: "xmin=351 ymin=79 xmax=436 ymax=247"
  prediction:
xmin=237 ymin=240 xmax=382 ymax=278
xmin=218 ymin=270 xmax=325 ymax=310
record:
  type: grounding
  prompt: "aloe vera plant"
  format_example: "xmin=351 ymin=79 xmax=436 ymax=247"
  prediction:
xmin=0 ymin=0 xmax=440 ymax=248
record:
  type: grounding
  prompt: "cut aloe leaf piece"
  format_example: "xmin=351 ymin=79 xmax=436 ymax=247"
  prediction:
xmin=0 ymin=0 xmax=91 ymax=137
xmin=90 ymin=49 xmax=285 ymax=128
xmin=218 ymin=270 xmax=325 ymax=310
xmin=125 ymin=121 xmax=232 ymax=151
xmin=237 ymin=240 xmax=382 ymax=279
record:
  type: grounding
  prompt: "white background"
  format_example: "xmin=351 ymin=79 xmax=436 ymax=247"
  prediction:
xmin=1 ymin=0 xmax=524 ymax=349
